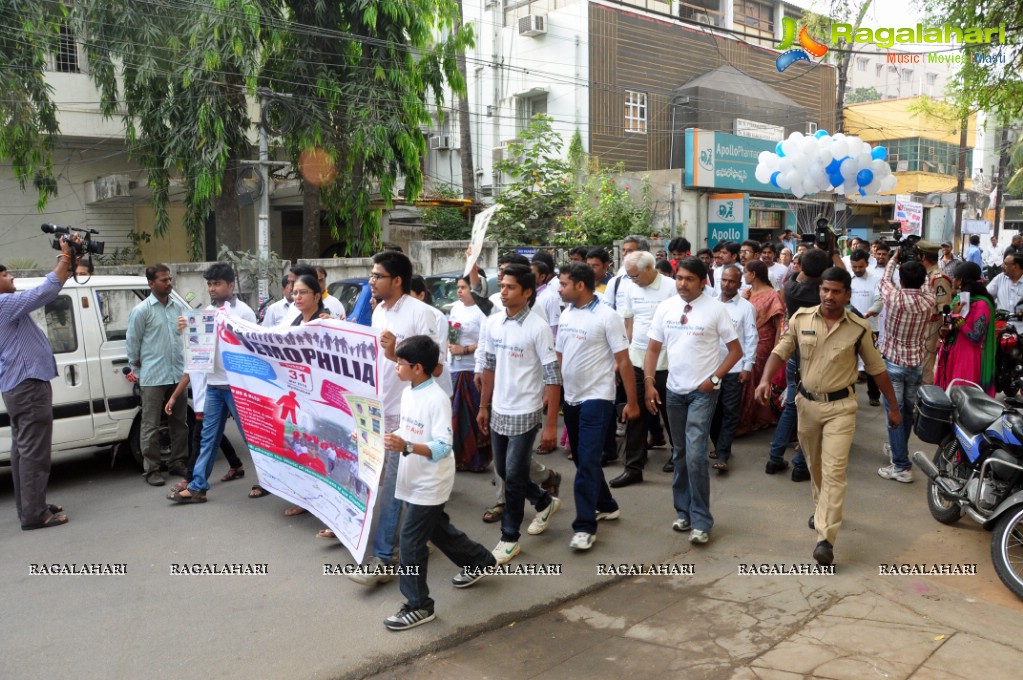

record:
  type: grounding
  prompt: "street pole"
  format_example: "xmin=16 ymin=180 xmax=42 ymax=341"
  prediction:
xmin=993 ymin=121 xmax=1011 ymax=237
xmin=669 ymin=183 xmax=677 ymax=238
xmin=953 ymin=116 xmax=968 ymax=251
xmin=257 ymin=89 xmax=270 ymax=303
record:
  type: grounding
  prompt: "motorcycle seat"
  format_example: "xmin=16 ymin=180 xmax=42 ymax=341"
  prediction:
xmin=950 ymin=385 xmax=1005 ymax=433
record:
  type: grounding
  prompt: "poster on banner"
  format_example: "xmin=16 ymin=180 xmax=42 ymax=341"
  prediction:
xmin=218 ymin=315 xmax=385 ymax=562
xmin=464 ymin=204 xmax=501 ymax=276
xmin=894 ymin=195 xmax=923 ymax=236
xmin=183 ymin=309 xmax=217 ymax=372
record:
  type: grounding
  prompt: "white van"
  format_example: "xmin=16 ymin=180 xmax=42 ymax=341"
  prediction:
xmin=0 ymin=275 xmax=193 ymax=468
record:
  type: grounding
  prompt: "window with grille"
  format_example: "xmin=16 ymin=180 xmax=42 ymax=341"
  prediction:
xmin=56 ymin=24 xmax=80 ymax=73
xmin=625 ymin=91 xmax=647 ymax=134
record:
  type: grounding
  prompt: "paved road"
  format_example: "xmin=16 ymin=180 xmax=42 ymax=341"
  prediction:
xmin=2 ymin=393 xmax=1021 ymax=679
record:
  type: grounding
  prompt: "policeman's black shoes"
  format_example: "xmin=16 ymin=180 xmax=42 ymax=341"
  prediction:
xmin=813 ymin=540 xmax=834 ymax=567
xmin=765 ymin=460 xmax=789 ymax=475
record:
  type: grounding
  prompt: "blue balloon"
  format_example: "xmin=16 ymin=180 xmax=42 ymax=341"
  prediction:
xmin=814 ymin=129 xmax=829 ymax=139
xmin=871 ymin=146 xmax=888 ymax=161
xmin=829 ymin=172 xmax=844 ymax=188
xmin=776 ymin=142 xmax=785 ymax=157
xmin=859 ymin=188 xmax=866 ymax=196
xmin=825 ymin=158 xmax=843 ymax=176
xmin=856 ymin=169 xmax=874 ymax=187
xmin=770 ymin=171 xmax=781 ymax=187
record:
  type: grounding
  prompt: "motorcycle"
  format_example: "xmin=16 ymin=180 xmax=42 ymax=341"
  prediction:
xmin=913 ymin=380 xmax=1023 ymax=600
xmin=995 ymin=300 xmax=1023 ymax=397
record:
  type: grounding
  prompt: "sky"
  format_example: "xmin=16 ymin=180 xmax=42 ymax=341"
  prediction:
xmin=788 ymin=0 xmax=925 ymax=30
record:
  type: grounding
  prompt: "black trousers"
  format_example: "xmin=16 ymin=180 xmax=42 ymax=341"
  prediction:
xmin=623 ymin=367 xmax=671 ymax=473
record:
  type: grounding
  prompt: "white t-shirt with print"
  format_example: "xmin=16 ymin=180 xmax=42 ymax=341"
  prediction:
xmin=620 ymin=273 xmax=675 ymax=369
xmin=556 ymin=300 xmax=630 ymax=403
xmin=447 ymin=301 xmax=488 ymax=373
xmin=372 ymin=295 xmax=444 ymax=421
xmin=394 ymin=380 xmax=455 ymax=506
xmin=648 ymin=293 xmax=738 ymax=394
xmin=481 ymin=310 xmax=557 ymax=416
xmin=208 ymin=298 xmax=257 ymax=386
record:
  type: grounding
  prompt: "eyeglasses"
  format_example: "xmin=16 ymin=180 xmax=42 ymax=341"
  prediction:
xmin=626 ymin=271 xmax=642 ymax=280
xmin=369 ymin=273 xmax=393 ymax=281
xmin=396 ymin=360 xmax=416 ymax=368
xmin=680 ymin=303 xmax=693 ymax=326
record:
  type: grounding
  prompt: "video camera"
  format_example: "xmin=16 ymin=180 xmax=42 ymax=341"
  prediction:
xmin=800 ymin=216 xmax=836 ymax=250
xmin=885 ymin=222 xmax=921 ymax=264
xmin=41 ymin=223 xmax=105 ymax=257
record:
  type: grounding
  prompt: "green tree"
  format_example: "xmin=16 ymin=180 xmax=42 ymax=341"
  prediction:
xmin=845 ymin=86 xmax=882 ymax=104
xmin=421 ymin=185 xmax=470 ymax=240
xmin=556 ymin=165 xmax=653 ymax=246
xmin=489 ymin=115 xmax=574 ymax=246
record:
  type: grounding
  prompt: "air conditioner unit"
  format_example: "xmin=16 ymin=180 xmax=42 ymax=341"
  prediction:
xmin=694 ymin=12 xmax=712 ymax=25
xmin=429 ymin=135 xmax=451 ymax=150
xmin=518 ymin=14 xmax=547 ymax=37
xmin=84 ymin=174 xmax=136 ymax=204
xmin=492 ymin=147 xmax=506 ymax=165
xmin=806 ymin=122 xmax=818 ymax=135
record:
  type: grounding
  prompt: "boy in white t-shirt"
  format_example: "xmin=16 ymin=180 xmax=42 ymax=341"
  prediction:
xmin=381 ymin=335 xmax=497 ymax=631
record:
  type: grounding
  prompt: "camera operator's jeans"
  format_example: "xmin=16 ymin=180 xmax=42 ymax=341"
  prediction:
xmin=882 ymin=361 xmax=922 ymax=470
xmin=769 ymin=357 xmax=808 ymax=470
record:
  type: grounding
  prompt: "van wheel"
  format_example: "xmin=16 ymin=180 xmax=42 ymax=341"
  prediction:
xmin=126 ymin=407 xmax=196 ymax=471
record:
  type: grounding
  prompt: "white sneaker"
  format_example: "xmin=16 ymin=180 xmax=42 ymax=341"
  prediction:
xmin=527 ymin=496 xmax=562 ymax=535
xmin=878 ymin=464 xmax=914 ymax=483
xmin=492 ymin=540 xmax=520 ymax=564
xmin=595 ymin=509 xmax=620 ymax=521
xmin=881 ymin=442 xmax=892 ymax=463
xmin=347 ymin=555 xmax=393 ymax=586
xmin=672 ymin=518 xmax=691 ymax=532
xmin=689 ymin=529 xmax=710 ymax=544
xmin=616 ymin=422 xmax=626 ymax=437
xmin=569 ymin=532 xmax=596 ymax=550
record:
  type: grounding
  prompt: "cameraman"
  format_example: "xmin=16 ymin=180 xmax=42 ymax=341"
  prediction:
xmin=0 ymin=237 xmax=76 ymax=530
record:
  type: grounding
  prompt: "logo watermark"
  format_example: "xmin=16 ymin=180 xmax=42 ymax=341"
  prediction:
xmin=774 ymin=17 xmax=829 ymax=72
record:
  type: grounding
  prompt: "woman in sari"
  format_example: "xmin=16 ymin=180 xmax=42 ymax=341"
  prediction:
xmin=738 ymin=259 xmax=786 ymax=435
xmin=936 ymin=261 xmax=997 ymax=395
xmin=447 ymin=276 xmax=492 ymax=472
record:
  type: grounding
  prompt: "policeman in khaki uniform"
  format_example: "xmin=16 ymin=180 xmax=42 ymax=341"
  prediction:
xmin=919 ymin=241 xmax=953 ymax=385
xmin=756 ymin=267 xmax=900 ymax=567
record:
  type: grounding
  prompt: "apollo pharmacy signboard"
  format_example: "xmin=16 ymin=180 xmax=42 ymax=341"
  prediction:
xmin=707 ymin=193 xmax=749 ymax=249
xmin=685 ymin=128 xmax=788 ymax=195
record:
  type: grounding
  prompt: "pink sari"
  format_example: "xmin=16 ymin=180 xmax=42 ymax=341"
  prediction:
xmin=737 ymin=287 xmax=786 ymax=435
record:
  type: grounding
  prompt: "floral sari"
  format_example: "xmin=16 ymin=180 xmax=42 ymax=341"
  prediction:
xmin=737 ymin=288 xmax=786 ymax=435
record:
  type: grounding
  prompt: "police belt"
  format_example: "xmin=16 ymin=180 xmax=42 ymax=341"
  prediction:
xmin=797 ymin=383 xmax=853 ymax=403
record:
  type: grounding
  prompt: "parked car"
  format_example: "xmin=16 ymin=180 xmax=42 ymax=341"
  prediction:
xmin=329 ymin=278 xmax=372 ymax=326
xmin=0 ymin=276 xmax=195 ymax=469
xmin=425 ymin=270 xmax=499 ymax=314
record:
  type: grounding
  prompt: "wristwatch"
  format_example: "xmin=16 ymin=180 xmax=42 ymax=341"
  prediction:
xmin=404 ymin=441 xmax=415 ymax=455
xmin=709 ymin=375 xmax=721 ymax=389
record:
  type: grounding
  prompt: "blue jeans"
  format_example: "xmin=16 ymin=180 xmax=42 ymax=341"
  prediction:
xmin=399 ymin=502 xmax=495 ymax=611
xmin=769 ymin=357 xmax=807 ymax=470
xmin=882 ymin=360 xmax=922 ymax=470
xmin=709 ymin=373 xmax=742 ymax=461
xmin=189 ymin=386 xmax=246 ymax=493
xmin=371 ymin=448 xmax=403 ymax=562
xmin=665 ymin=389 xmax=718 ymax=533
xmin=564 ymin=400 xmax=618 ymax=535
xmin=492 ymin=424 xmax=552 ymax=543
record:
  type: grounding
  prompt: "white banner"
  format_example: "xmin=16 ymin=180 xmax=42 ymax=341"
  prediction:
xmin=218 ymin=315 xmax=385 ymax=563
xmin=464 ymin=204 xmax=501 ymax=276
xmin=894 ymin=196 xmax=923 ymax=236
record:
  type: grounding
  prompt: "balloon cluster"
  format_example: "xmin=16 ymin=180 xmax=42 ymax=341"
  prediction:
xmin=754 ymin=130 xmax=897 ymax=199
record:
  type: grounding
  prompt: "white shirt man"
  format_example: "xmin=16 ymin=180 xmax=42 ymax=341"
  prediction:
xmin=849 ymin=258 xmax=882 ymax=332
xmin=985 ymin=238 xmax=1005 ymax=270
xmin=987 ymin=253 xmax=1023 ymax=312
xmin=619 ymin=254 xmax=675 ymax=372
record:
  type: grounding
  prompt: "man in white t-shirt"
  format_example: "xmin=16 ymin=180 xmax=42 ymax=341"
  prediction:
xmin=849 ymin=249 xmax=883 ymax=405
xmin=645 ymin=257 xmax=742 ymax=545
xmin=708 ymin=265 xmax=757 ymax=471
xmin=760 ymin=242 xmax=788 ymax=291
xmin=531 ymin=260 xmax=562 ymax=341
xmin=349 ymin=251 xmax=444 ymax=585
xmin=168 ymin=262 xmax=256 ymax=504
xmin=478 ymin=264 xmax=563 ymax=565
xmin=709 ymin=241 xmax=740 ymax=295
xmin=316 ymin=266 xmax=347 ymax=319
xmin=610 ymin=251 xmax=677 ymax=489
xmin=262 ymin=272 xmax=296 ymax=327
xmin=609 ymin=235 xmax=647 ymax=313
xmin=556 ymin=263 xmax=640 ymax=550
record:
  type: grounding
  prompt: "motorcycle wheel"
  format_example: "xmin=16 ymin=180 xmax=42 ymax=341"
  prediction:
xmin=1004 ymin=386 xmax=1019 ymax=398
xmin=991 ymin=505 xmax=1023 ymax=601
xmin=927 ymin=439 xmax=964 ymax=525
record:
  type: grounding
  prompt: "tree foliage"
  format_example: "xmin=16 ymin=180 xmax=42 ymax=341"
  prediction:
xmin=556 ymin=165 xmax=653 ymax=247
xmin=488 ymin=115 xmax=574 ymax=246
xmin=919 ymin=0 xmax=1023 ymax=118
xmin=421 ymin=184 xmax=470 ymax=240
xmin=0 ymin=1 xmax=470 ymax=259
xmin=845 ymin=86 xmax=882 ymax=104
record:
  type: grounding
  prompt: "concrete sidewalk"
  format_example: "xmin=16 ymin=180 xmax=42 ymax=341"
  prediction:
xmin=365 ymin=553 xmax=1023 ymax=680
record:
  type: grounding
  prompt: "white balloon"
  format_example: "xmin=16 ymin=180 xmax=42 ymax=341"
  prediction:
xmin=881 ymin=175 xmax=898 ymax=191
xmin=832 ymin=140 xmax=849 ymax=158
xmin=856 ymin=153 xmax=872 ymax=169
xmin=803 ymin=177 xmax=818 ymax=195
xmin=844 ymin=179 xmax=858 ymax=194
xmin=790 ymin=131 xmax=805 ymax=143
xmin=870 ymin=159 xmax=888 ymax=176
xmin=866 ymin=178 xmax=881 ymax=195
xmin=758 ymin=151 xmax=772 ymax=164
xmin=839 ymin=157 xmax=857 ymax=181
xmin=818 ymin=135 xmax=833 ymax=147
xmin=777 ymin=173 xmax=792 ymax=189
xmin=778 ymin=156 xmax=794 ymax=173
xmin=792 ymin=184 xmax=806 ymax=198
xmin=755 ymin=165 xmax=772 ymax=183
xmin=817 ymin=147 xmax=834 ymax=165
xmin=846 ymin=139 xmax=863 ymax=157
xmin=801 ymin=137 xmax=817 ymax=155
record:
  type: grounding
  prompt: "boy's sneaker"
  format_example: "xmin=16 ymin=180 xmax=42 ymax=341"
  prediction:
xmin=527 ymin=496 xmax=562 ymax=535
xmin=569 ymin=532 xmax=596 ymax=550
xmin=347 ymin=555 xmax=393 ymax=586
xmin=452 ymin=566 xmax=490 ymax=589
xmin=689 ymin=529 xmax=710 ymax=544
xmin=671 ymin=518 xmax=691 ymax=532
xmin=878 ymin=464 xmax=914 ymax=483
xmin=595 ymin=509 xmax=620 ymax=521
xmin=492 ymin=540 xmax=520 ymax=564
xmin=383 ymin=604 xmax=435 ymax=631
